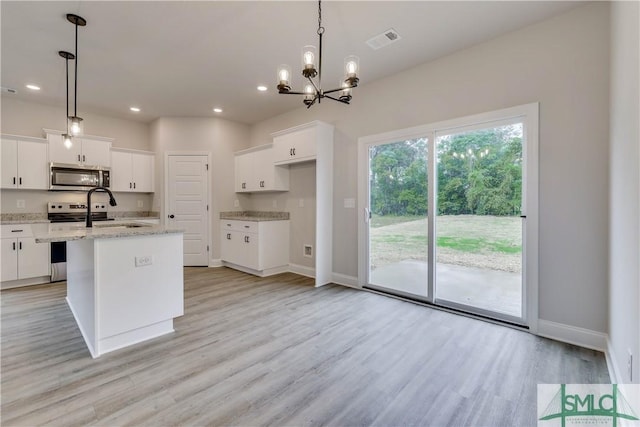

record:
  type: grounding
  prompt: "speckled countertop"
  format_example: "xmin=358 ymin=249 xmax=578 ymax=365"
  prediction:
xmin=34 ymin=222 xmax=183 ymax=243
xmin=220 ymin=211 xmax=290 ymax=221
xmin=1 ymin=212 xmax=160 ymax=225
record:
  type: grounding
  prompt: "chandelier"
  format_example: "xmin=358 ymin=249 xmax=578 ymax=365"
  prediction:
xmin=277 ymin=0 xmax=359 ymax=108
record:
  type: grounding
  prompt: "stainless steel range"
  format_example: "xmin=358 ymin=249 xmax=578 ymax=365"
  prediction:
xmin=48 ymin=202 xmax=114 ymax=281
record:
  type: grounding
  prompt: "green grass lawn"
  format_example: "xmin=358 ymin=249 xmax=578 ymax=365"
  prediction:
xmin=369 ymin=214 xmax=522 ymax=272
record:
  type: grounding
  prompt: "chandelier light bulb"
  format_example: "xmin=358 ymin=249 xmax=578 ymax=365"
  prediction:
xmin=303 ymin=50 xmax=315 ymax=67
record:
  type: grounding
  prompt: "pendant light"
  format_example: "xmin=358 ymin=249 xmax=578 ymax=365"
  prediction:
xmin=58 ymin=50 xmax=75 ymax=149
xmin=277 ymin=0 xmax=359 ymax=108
xmin=66 ymin=14 xmax=86 ymax=136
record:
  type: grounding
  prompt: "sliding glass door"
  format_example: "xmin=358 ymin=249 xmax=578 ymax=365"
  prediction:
xmin=434 ymin=122 xmax=524 ymax=320
xmin=359 ymin=105 xmax=537 ymax=326
xmin=367 ymin=138 xmax=429 ymax=298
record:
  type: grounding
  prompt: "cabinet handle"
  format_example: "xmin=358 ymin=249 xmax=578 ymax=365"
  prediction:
xmin=12 ymin=242 xmax=16 ymax=251
xmin=19 ymin=177 xmax=22 ymax=185
xmin=242 ymin=182 xmax=246 ymax=189
xmin=226 ymin=233 xmax=231 ymax=240
xmin=83 ymin=155 xmax=86 ymax=162
xmin=13 ymin=177 xmax=16 ymax=185
xmin=11 ymin=229 xmax=24 ymax=233
xmin=293 ymin=148 xmax=296 ymax=156
xmin=289 ymin=148 xmax=293 ymax=156
xmin=133 ymin=182 xmax=136 ymax=189
xmin=130 ymin=182 xmax=132 ymax=189
xmin=19 ymin=241 xmax=22 ymax=250
xmin=78 ymin=154 xmax=81 ymax=162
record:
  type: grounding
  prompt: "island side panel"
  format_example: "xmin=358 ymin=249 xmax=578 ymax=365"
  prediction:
xmin=94 ymin=233 xmax=184 ymax=355
xmin=66 ymin=239 xmax=98 ymax=358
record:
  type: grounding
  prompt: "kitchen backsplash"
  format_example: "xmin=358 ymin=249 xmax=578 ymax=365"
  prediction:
xmin=0 ymin=190 xmax=154 ymax=214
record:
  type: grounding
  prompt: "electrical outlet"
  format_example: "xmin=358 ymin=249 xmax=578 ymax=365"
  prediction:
xmin=628 ymin=349 xmax=633 ymax=382
xmin=16 ymin=199 xmax=25 ymax=209
xmin=135 ymin=256 xmax=153 ymax=267
xmin=137 ymin=200 xmax=143 ymax=208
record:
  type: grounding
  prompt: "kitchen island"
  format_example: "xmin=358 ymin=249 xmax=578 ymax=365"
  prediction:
xmin=35 ymin=222 xmax=184 ymax=358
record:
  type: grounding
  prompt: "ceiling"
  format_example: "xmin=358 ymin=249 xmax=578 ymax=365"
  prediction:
xmin=1 ymin=1 xmax=581 ymax=125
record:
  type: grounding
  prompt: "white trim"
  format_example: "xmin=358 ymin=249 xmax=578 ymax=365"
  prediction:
xmin=234 ymin=143 xmax=273 ymax=156
xmin=1 ymin=133 xmax=47 ymax=143
xmin=606 ymin=338 xmax=622 ymax=384
xmin=270 ymin=120 xmax=326 ymax=138
xmin=42 ymin=128 xmax=114 ymax=143
xmin=111 ymin=147 xmax=155 ymax=155
xmin=288 ymin=263 xmax=315 ymax=279
xmin=331 ymin=273 xmax=360 ymax=288
xmin=537 ymin=319 xmax=607 ymax=352
xmin=209 ymin=259 xmax=223 ymax=268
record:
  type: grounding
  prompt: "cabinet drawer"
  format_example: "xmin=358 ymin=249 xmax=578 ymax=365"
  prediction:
xmin=1 ymin=224 xmax=33 ymax=238
xmin=220 ymin=220 xmax=258 ymax=233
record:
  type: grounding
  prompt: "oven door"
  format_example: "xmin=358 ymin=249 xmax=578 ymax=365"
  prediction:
xmin=50 ymin=163 xmax=103 ymax=191
xmin=50 ymin=241 xmax=67 ymax=282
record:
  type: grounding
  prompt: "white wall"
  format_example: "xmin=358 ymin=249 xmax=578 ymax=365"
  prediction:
xmin=1 ymin=97 xmax=153 ymax=213
xmin=249 ymin=3 xmax=610 ymax=334
xmin=149 ymin=117 xmax=250 ymax=261
xmin=609 ymin=1 xmax=639 ymax=383
xmin=1 ymin=97 xmax=150 ymax=150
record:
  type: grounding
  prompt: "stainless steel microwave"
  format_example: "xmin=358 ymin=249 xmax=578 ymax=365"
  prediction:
xmin=49 ymin=163 xmax=110 ymax=191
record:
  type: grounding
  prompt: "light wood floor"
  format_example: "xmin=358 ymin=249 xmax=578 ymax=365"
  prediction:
xmin=1 ymin=267 xmax=608 ymax=426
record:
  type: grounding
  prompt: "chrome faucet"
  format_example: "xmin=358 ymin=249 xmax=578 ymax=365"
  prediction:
xmin=86 ymin=187 xmax=117 ymax=228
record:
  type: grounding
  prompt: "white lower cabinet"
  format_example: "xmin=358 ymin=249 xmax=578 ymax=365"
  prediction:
xmin=1 ymin=224 xmax=50 ymax=287
xmin=220 ymin=220 xmax=289 ymax=275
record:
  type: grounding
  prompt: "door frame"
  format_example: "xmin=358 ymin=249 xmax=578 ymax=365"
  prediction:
xmin=164 ymin=151 xmax=213 ymax=267
xmin=357 ymin=103 xmax=539 ymax=332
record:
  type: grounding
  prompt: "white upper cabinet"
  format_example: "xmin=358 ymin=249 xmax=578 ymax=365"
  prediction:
xmin=45 ymin=130 xmax=112 ymax=168
xmin=235 ymin=145 xmax=289 ymax=193
xmin=272 ymin=121 xmax=333 ymax=165
xmin=1 ymin=136 xmax=48 ymax=190
xmin=111 ymin=149 xmax=154 ymax=193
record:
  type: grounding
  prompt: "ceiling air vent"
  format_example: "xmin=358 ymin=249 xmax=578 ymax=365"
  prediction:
xmin=366 ymin=28 xmax=401 ymax=50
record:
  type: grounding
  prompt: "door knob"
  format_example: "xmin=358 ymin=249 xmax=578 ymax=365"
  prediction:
xmin=168 ymin=214 xmax=175 ymax=219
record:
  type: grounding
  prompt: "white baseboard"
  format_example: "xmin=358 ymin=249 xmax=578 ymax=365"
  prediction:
xmin=331 ymin=273 xmax=360 ymax=288
xmin=288 ymin=263 xmax=315 ymax=278
xmin=537 ymin=319 xmax=607 ymax=352
xmin=606 ymin=338 xmax=622 ymax=384
xmin=209 ymin=259 xmax=223 ymax=268
xmin=222 ymin=262 xmax=289 ymax=277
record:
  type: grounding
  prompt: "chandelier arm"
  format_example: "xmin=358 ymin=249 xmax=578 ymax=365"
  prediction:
xmin=306 ymin=76 xmax=321 ymax=94
xmin=323 ymin=87 xmax=347 ymax=95
xmin=279 ymin=91 xmax=308 ymax=96
xmin=324 ymin=94 xmax=350 ymax=104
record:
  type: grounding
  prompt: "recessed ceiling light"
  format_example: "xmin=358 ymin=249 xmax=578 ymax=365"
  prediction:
xmin=26 ymin=84 xmax=41 ymax=91
xmin=257 ymin=85 xmax=268 ymax=92
xmin=129 ymin=107 xmax=141 ymax=112
xmin=213 ymin=108 xmax=223 ymax=113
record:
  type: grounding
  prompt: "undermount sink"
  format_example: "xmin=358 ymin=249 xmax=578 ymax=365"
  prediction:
xmin=94 ymin=222 xmax=150 ymax=229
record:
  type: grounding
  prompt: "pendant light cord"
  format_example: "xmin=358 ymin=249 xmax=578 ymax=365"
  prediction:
xmin=74 ymin=22 xmax=78 ymax=117
xmin=65 ymin=57 xmax=70 ymax=134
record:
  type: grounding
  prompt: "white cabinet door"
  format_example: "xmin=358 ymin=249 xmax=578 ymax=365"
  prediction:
xmin=80 ymin=138 xmax=111 ymax=167
xmin=241 ymin=232 xmax=260 ymax=270
xmin=1 ymin=139 xmax=18 ymax=188
xmin=273 ymin=127 xmax=317 ymax=165
xmin=1 ymin=239 xmax=18 ymax=281
xmin=131 ymin=153 xmax=154 ymax=192
xmin=111 ymin=151 xmax=133 ymax=191
xmin=17 ymin=140 xmax=48 ymax=189
xmin=17 ymin=238 xmax=50 ymax=279
xmin=235 ymin=147 xmax=289 ymax=193
xmin=48 ymin=133 xmax=82 ymax=164
xmin=235 ymin=152 xmax=254 ymax=192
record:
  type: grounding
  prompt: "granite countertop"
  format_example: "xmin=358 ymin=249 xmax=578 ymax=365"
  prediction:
xmin=0 ymin=213 xmax=49 ymax=224
xmin=34 ymin=222 xmax=183 ymax=243
xmin=220 ymin=211 xmax=290 ymax=222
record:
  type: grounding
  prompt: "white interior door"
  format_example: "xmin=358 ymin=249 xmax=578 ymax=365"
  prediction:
xmin=167 ymin=155 xmax=209 ymax=266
